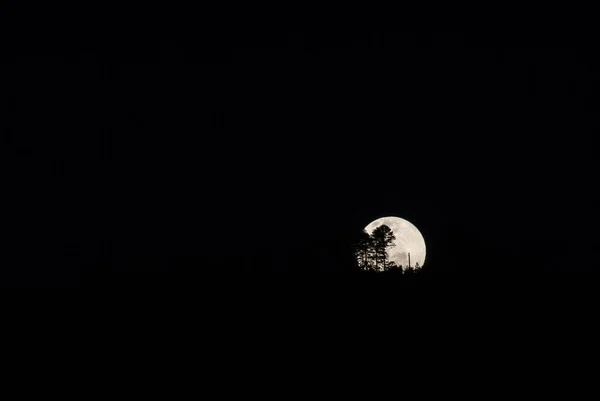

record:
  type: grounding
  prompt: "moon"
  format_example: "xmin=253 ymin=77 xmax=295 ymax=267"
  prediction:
xmin=364 ymin=216 xmax=426 ymax=269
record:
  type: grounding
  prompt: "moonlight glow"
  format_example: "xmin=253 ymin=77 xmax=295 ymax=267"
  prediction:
xmin=365 ymin=216 xmax=426 ymax=268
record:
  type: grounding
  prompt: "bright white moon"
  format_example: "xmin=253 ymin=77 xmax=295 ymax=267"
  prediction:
xmin=365 ymin=216 xmax=426 ymax=269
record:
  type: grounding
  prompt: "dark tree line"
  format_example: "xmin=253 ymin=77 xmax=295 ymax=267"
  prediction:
xmin=354 ymin=224 xmax=420 ymax=272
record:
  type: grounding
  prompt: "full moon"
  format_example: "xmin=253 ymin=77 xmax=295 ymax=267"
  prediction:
xmin=365 ymin=216 xmax=426 ymax=269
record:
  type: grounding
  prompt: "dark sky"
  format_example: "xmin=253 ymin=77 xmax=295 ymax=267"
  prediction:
xmin=4 ymin=5 xmax=599 ymax=284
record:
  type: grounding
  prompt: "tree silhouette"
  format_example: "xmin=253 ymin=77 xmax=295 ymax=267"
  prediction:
xmin=354 ymin=225 xmax=397 ymax=271
xmin=371 ymin=225 xmax=395 ymax=271
xmin=354 ymin=230 xmax=375 ymax=271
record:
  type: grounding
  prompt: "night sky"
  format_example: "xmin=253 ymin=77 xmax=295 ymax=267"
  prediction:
xmin=4 ymin=5 xmax=600 ymax=285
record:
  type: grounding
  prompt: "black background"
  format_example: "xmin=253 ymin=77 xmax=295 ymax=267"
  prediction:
xmin=4 ymin=4 xmax=600 ymax=285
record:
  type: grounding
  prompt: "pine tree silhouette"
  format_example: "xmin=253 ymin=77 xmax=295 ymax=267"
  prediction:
xmin=354 ymin=224 xmax=396 ymax=271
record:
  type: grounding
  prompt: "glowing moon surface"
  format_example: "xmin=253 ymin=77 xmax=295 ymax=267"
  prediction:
xmin=365 ymin=216 xmax=426 ymax=268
